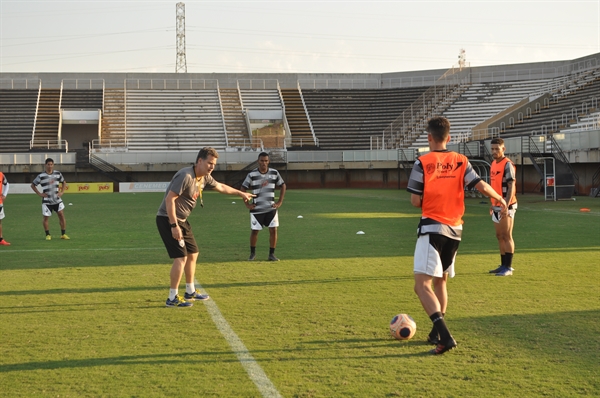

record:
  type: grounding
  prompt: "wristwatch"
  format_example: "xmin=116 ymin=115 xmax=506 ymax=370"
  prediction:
xmin=170 ymin=223 xmax=177 ymax=228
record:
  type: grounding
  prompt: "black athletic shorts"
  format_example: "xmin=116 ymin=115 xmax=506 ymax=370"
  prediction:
xmin=156 ymin=216 xmax=199 ymax=259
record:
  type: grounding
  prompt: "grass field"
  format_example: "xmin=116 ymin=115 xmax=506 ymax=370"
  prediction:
xmin=0 ymin=189 xmax=599 ymax=397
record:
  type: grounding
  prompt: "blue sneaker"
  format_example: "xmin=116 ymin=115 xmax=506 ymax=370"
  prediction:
xmin=166 ymin=295 xmax=193 ymax=307
xmin=184 ymin=289 xmax=210 ymax=301
xmin=495 ymin=266 xmax=513 ymax=276
xmin=490 ymin=265 xmax=515 ymax=273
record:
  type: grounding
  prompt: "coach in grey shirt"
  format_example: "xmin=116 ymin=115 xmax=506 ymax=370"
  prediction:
xmin=156 ymin=147 xmax=254 ymax=308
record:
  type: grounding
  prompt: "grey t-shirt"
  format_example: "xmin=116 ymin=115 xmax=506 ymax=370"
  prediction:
xmin=157 ymin=166 xmax=217 ymax=221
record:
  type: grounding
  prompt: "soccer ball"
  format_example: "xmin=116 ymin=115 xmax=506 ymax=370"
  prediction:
xmin=389 ymin=313 xmax=417 ymax=340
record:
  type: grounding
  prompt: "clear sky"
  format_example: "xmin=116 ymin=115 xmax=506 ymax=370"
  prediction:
xmin=0 ymin=0 xmax=598 ymax=74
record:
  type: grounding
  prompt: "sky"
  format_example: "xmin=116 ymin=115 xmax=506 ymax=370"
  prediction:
xmin=0 ymin=0 xmax=598 ymax=74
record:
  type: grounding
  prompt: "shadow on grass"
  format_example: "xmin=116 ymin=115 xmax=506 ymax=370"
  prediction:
xmin=2 ymin=310 xmax=597 ymax=373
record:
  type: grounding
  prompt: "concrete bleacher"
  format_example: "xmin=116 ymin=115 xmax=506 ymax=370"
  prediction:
xmin=501 ymin=75 xmax=600 ymax=138
xmin=0 ymin=89 xmax=38 ymax=152
xmin=239 ymin=89 xmax=283 ymax=110
xmin=60 ymin=89 xmax=103 ymax=109
xmin=124 ymin=89 xmax=227 ymax=151
xmin=301 ymin=87 xmax=427 ymax=150
xmin=280 ymin=88 xmax=317 ymax=148
xmin=408 ymin=79 xmax=551 ymax=149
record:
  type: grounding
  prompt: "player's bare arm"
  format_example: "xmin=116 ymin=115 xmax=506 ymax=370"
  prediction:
xmin=214 ymin=182 xmax=255 ymax=203
xmin=475 ymin=180 xmax=507 ymax=208
xmin=410 ymin=193 xmax=422 ymax=208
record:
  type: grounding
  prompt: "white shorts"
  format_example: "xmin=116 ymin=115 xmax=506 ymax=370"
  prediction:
xmin=491 ymin=207 xmax=517 ymax=223
xmin=250 ymin=211 xmax=279 ymax=231
xmin=414 ymin=234 xmax=456 ymax=278
xmin=42 ymin=202 xmax=65 ymax=217
xmin=0 ymin=205 xmax=4 ymax=220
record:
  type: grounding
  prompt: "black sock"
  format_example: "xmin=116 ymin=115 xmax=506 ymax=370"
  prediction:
xmin=269 ymin=247 xmax=275 ymax=255
xmin=430 ymin=312 xmax=451 ymax=343
xmin=429 ymin=312 xmax=445 ymax=339
xmin=61 ymin=229 xmax=66 ymax=235
xmin=45 ymin=230 xmax=50 ymax=236
xmin=501 ymin=254 xmax=506 ymax=266
xmin=0 ymin=237 xmax=3 ymax=242
xmin=505 ymin=253 xmax=513 ymax=268
xmin=250 ymin=246 xmax=256 ymax=254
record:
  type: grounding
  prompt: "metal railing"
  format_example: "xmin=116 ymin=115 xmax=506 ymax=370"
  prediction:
xmin=298 ymin=79 xmax=380 ymax=89
xmin=237 ymin=79 xmax=279 ymax=90
xmin=297 ymin=81 xmax=318 ymax=146
xmin=124 ymin=79 xmax=218 ymax=90
xmin=30 ymin=139 xmax=68 ymax=152
xmin=31 ymin=80 xmax=43 ymax=146
xmin=0 ymin=78 xmax=40 ymax=89
xmin=215 ymin=82 xmax=229 ymax=147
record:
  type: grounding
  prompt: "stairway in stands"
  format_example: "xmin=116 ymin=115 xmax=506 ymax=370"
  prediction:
xmin=32 ymin=89 xmax=60 ymax=149
xmin=219 ymin=88 xmax=249 ymax=148
xmin=100 ymin=89 xmax=126 ymax=147
xmin=280 ymin=88 xmax=317 ymax=149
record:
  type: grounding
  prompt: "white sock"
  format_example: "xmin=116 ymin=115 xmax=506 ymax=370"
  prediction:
xmin=169 ymin=289 xmax=178 ymax=300
xmin=186 ymin=283 xmax=195 ymax=294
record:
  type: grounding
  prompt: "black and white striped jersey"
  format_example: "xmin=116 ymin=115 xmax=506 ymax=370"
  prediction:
xmin=32 ymin=171 xmax=65 ymax=205
xmin=242 ymin=168 xmax=284 ymax=214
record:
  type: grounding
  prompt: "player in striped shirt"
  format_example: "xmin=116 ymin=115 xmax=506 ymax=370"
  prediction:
xmin=31 ymin=158 xmax=70 ymax=240
xmin=241 ymin=152 xmax=286 ymax=261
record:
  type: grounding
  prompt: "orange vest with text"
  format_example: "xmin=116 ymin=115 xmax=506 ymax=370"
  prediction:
xmin=419 ymin=151 xmax=469 ymax=226
xmin=490 ymin=157 xmax=517 ymax=207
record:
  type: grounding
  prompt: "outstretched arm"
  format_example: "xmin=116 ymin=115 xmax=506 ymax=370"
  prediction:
xmin=213 ymin=182 xmax=255 ymax=203
xmin=475 ymin=180 xmax=507 ymax=208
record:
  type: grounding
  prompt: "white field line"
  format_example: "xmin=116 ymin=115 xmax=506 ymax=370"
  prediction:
xmin=196 ymin=283 xmax=282 ymax=398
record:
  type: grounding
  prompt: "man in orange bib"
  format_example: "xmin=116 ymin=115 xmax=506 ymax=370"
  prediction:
xmin=407 ymin=117 xmax=506 ymax=355
xmin=488 ymin=138 xmax=517 ymax=276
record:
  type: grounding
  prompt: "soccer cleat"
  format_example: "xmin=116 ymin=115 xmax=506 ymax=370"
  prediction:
xmin=248 ymin=252 xmax=256 ymax=261
xmin=427 ymin=334 xmax=440 ymax=345
xmin=61 ymin=234 xmax=70 ymax=240
xmin=489 ymin=265 xmax=514 ymax=273
xmin=184 ymin=289 xmax=210 ymax=301
xmin=495 ymin=266 xmax=513 ymax=276
xmin=268 ymin=253 xmax=280 ymax=261
xmin=0 ymin=240 xmax=11 ymax=246
xmin=46 ymin=235 xmax=52 ymax=241
xmin=489 ymin=265 xmax=503 ymax=273
xmin=165 ymin=295 xmax=193 ymax=307
xmin=430 ymin=337 xmax=457 ymax=355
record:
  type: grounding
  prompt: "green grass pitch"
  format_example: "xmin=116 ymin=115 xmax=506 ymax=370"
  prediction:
xmin=0 ymin=189 xmax=598 ymax=397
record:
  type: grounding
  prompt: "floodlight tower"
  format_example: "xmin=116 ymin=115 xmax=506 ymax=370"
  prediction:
xmin=176 ymin=2 xmax=187 ymax=73
xmin=458 ymin=48 xmax=466 ymax=70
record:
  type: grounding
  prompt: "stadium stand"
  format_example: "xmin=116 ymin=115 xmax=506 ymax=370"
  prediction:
xmin=406 ymin=79 xmax=551 ymax=149
xmin=500 ymin=73 xmax=600 ymax=138
xmin=239 ymin=89 xmax=283 ymax=111
xmin=123 ymin=89 xmax=227 ymax=151
xmin=0 ymin=88 xmax=38 ymax=152
xmin=280 ymin=87 xmax=318 ymax=149
xmin=301 ymin=87 xmax=427 ymax=150
xmin=219 ymin=88 xmax=250 ymax=148
xmin=31 ymin=89 xmax=61 ymax=150
xmin=60 ymin=89 xmax=103 ymax=110
xmin=99 ymin=89 xmax=126 ymax=148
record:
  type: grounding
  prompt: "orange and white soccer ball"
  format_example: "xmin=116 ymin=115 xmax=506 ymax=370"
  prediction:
xmin=389 ymin=313 xmax=417 ymax=340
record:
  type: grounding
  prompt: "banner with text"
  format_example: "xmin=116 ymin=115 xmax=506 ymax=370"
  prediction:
xmin=119 ymin=182 xmax=169 ymax=193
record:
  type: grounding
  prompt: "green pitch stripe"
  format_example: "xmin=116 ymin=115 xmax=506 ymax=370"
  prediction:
xmin=2 ymin=247 xmax=162 ymax=253
xmin=196 ymin=283 xmax=282 ymax=398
